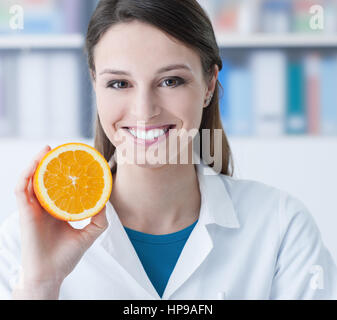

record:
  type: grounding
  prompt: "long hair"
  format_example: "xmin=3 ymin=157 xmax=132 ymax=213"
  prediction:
xmin=84 ymin=0 xmax=234 ymax=176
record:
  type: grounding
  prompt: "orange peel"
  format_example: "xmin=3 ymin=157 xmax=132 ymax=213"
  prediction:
xmin=33 ymin=143 xmax=113 ymax=221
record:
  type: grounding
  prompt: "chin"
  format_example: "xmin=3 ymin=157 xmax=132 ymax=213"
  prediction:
xmin=134 ymin=161 xmax=169 ymax=170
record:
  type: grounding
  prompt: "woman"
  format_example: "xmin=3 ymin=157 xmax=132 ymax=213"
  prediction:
xmin=1 ymin=0 xmax=337 ymax=299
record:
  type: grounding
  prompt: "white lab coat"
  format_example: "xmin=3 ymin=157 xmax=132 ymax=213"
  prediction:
xmin=1 ymin=159 xmax=337 ymax=300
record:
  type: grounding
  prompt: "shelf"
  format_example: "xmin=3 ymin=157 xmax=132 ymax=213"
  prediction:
xmin=215 ymin=33 xmax=337 ymax=48
xmin=0 ymin=34 xmax=85 ymax=49
xmin=228 ymin=135 xmax=337 ymax=142
xmin=1 ymin=33 xmax=336 ymax=50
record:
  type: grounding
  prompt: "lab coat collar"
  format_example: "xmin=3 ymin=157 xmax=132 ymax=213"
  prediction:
xmin=100 ymin=200 xmax=161 ymax=299
xmin=195 ymin=158 xmax=240 ymax=229
xmin=98 ymin=157 xmax=240 ymax=299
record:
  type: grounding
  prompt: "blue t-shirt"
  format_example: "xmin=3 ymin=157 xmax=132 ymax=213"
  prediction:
xmin=124 ymin=219 xmax=198 ymax=297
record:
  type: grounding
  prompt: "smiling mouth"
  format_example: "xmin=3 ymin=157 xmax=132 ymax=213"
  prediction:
xmin=121 ymin=124 xmax=176 ymax=142
xmin=122 ymin=124 xmax=176 ymax=131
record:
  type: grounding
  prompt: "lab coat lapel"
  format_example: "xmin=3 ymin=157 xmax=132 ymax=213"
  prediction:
xmin=99 ymin=201 xmax=160 ymax=299
xmin=99 ymin=157 xmax=240 ymax=300
xmin=162 ymin=192 xmax=213 ymax=299
xmin=162 ymin=160 xmax=240 ymax=299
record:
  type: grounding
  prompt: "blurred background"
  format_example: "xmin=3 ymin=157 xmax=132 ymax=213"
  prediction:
xmin=0 ymin=0 xmax=337 ymax=262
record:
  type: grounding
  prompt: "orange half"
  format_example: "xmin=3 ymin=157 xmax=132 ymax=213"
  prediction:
xmin=33 ymin=143 xmax=113 ymax=221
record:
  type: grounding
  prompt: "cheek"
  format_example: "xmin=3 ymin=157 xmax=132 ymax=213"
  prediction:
xmin=169 ymin=91 xmax=203 ymax=129
xmin=96 ymin=88 xmax=120 ymax=120
xmin=96 ymin=89 xmax=124 ymax=137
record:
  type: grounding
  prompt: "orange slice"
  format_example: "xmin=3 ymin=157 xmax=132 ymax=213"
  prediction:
xmin=33 ymin=143 xmax=113 ymax=221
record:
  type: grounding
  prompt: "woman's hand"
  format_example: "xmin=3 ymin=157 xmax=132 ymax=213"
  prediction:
xmin=12 ymin=145 xmax=109 ymax=299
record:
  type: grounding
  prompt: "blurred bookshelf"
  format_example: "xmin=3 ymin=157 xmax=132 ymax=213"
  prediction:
xmin=204 ymin=0 xmax=337 ymax=139
xmin=0 ymin=0 xmax=337 ymax=141
xmin=0 ymin=0 xmax=96 ymax=140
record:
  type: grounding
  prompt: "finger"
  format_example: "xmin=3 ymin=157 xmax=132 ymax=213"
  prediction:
xmin=33 ymin=145 xmax=52 ymax=164
xmin=15 ymin=159 xmax=39 ymax=204
xmin=79 ymin=206 xmax=108 ymax=246
xmin=27 ymin=175 xmax=34 ymax=203
xmin=90 ymin=206 xmax=109 ymax=230
xmin=15 ymin=145 xmax=51 ymax=205
xmin=27 ymin=176 xmax=39 ymax=205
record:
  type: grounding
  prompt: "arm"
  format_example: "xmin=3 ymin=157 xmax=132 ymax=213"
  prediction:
xmin=270 ymin=193 xmax=337 ymax=299
xmin=6 ymin=146 xmax=108 ymax=300
xmin=12 ymin=275 xmax=61 ymax=300
xmin=0 ymin=212 xmax=58 ymax=300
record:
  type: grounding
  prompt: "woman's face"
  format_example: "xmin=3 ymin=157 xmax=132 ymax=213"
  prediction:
xmin=92 ymin=20 xmax=218 ymax=167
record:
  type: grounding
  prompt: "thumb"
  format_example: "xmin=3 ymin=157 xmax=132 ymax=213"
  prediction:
xmin=79 ymin=206 xmax=109 ymax=247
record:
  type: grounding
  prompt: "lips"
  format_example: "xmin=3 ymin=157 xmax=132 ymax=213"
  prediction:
xmin=121 ymin=124 xmax=175 ymax=147
xmin=122 ymin=124 xmax=176 ymax=131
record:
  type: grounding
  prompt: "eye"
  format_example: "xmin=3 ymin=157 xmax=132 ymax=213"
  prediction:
xmin=162 ymin=77 xmax=186 ymax=88
xmin=106 ymin=80 xmax=129 ymax=89
xmin=106 ymin=77 xmax=186 ymax=90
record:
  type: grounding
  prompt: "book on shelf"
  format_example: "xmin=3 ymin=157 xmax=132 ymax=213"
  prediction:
xmin=213 ymin=0 xmax=240 ymax=33
xmin=320 ymin=55 xmax=337 ymax=135
xmin=260 ymin=0 xmax=291 ymax=33
xmin=0 ymin=54 xmax=18 ymax=137
xmin=17 ymin=52 xmax=50 ymax=138
xmin=59 ymin=0 xmax=82 ymax=34
xmin=218 ymin=50 xmax=337 ymax=137
xmin=49 ymin=52 xmax=80 ymax=138
xmin=0 ymin=0 xmax=83 ymax=34
xmin=236 ymin=0 xmax=259 ymax=34
xmin=292 ymin=0 xmax=323 ymax=33
xmin=286 ymin=59 xmax=307 ymax=134
xmin=22 ymin=0 xmax=62 ymax=34
xmin=250 ymin=51 xmax=286 ymax=136
xmin=304 ymin=53 xmax=320 ymax=135
xmin=0 ymin=2 xmax=8 ymax=33
xmin=14 ymin=51 xmax=81 ymax=139
xmin=203 ymin=0 xmax=337 ymax=34
xmin=325 ymin=0 xmax=337 ymax=33
xmin=226 ymin=65 xmax=253 ymax=136
xmin=0 ymin=57 xmax=5 ymax=134
xmin=0 ymin=59 xmax=3 ymax=117
xmin=48 ymin=52 xmax=81 ymax=139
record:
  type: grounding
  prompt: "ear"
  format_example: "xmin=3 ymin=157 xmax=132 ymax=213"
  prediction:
xmin=203 ymin=64 xmax=219 ymax=108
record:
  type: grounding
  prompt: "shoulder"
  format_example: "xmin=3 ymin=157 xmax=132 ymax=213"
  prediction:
xmin=218 ymin=174 xmax=318 ymax=238
xmin=218 ymin=174 xmax=284 ymax=221
xmin=220 ymin=173 xmax=309 ymax=214
xmin=219 ymin=174 xmax=283 ymax=204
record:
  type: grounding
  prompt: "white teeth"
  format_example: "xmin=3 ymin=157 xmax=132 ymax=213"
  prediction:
xmin=146 ymin=130 xmax=154 ymax=140
xmin=127 ymin=128 xmax=169 ymax=140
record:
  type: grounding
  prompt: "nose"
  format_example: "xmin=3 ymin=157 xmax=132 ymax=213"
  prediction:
xmin=129 ymin=87 xmax=161 ymax=121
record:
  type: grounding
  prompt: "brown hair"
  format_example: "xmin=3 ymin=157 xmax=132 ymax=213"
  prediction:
xmin=84 ymin=0 xmax=234 ymax=176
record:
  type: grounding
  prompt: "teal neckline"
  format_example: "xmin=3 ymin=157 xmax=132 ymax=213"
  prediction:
xmin=124 ymin=219 xmax=198 ymax=244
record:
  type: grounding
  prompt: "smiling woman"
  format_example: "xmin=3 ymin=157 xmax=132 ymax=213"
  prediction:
xmin=2 ymin=0 xmax=337 ymax=301
xmin=92 ymin=18 xmax=220 ymax=169
xmin=85 ymin=0 xmax=233 ymax=176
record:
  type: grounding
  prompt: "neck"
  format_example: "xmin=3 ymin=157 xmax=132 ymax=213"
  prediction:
xmin=109 ymin=162 xmax=201 ymax=234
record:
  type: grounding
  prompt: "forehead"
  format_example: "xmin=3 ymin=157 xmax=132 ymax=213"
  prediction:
xmin=94 ymin=20 xmax=202 ymax=77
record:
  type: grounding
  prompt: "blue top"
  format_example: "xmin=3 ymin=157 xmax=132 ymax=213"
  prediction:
xmin=124 ymin=219 xmax=198 ymax=297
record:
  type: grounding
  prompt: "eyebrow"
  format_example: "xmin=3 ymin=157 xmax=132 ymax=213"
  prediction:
xmin=99 ymin=63 xmax=192 ymax=76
